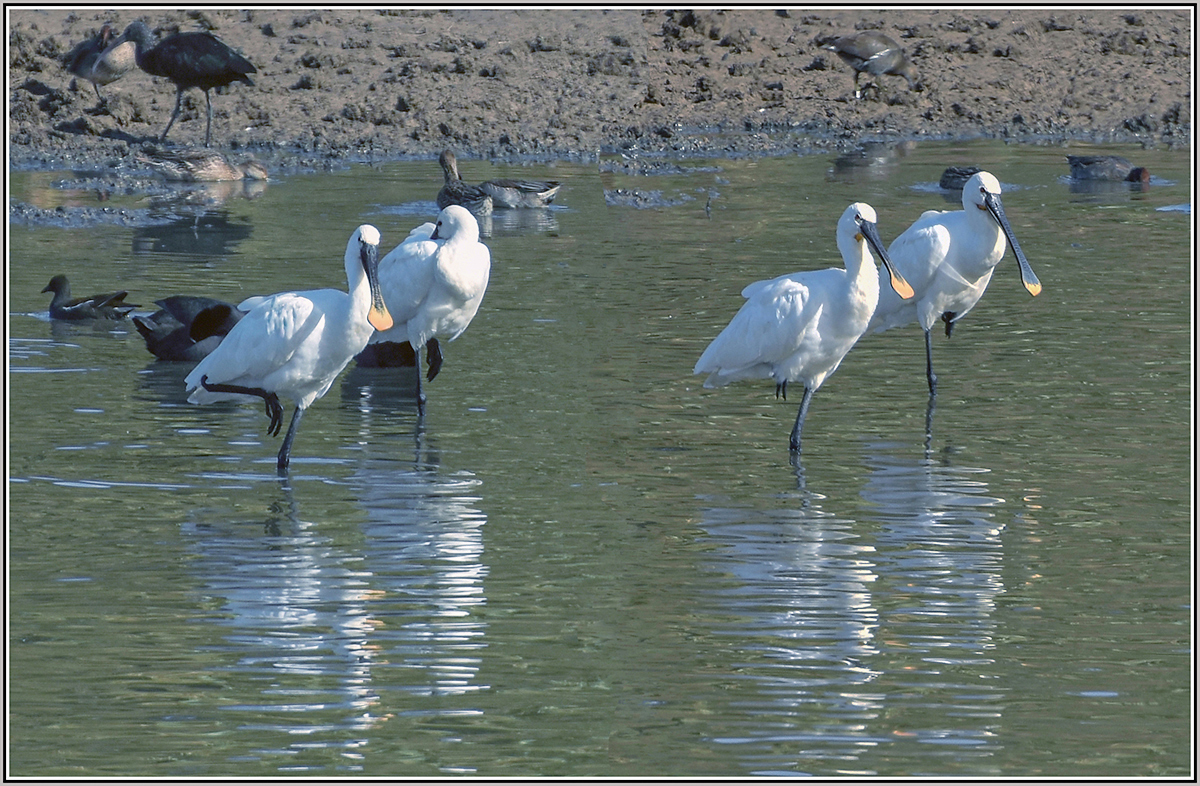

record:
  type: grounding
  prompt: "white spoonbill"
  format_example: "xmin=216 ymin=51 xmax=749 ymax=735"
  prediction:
xmin=184 ymin=225 xmax=393 ymax=472
xmin=363 ymin=205 xmax=491 ymax=411
xmin=694 ymin=202 xmax=914 ymax=453
xmin=868 ymin=170 xmax=1042 ymax=395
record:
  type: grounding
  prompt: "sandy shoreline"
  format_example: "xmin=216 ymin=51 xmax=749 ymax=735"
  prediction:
xmin=6 ymin=7 xmax=1192 ymax=169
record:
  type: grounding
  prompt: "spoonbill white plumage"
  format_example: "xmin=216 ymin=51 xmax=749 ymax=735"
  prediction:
xmin=694 ymin=202 xmax=915 ymax=453
xmin=184 ymin=225 xmax=393 ymax=472
xmin=363 ymin=205 xmax=491 ymax=411
xmin=868 ymin=170 xmax=1042 ymax=395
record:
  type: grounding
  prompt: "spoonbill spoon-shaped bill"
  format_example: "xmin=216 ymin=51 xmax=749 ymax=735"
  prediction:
xmin=364 ymin=204 xmax=492 ymax=410
xmin=868 ymin=170 xmax=1041 ymax=395
xmin=184 ymin=225 xmax=392 ymax=472
xmin=118 ymin=20 xmax=256 ymax=147
xmin=694 ymin=202 xmax=913 ymax=453
xmin=42 ymin=274 xmax=139 ymax=320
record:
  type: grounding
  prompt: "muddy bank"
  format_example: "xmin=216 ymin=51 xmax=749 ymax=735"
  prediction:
xmin=7 ymin=7 xmax=1192 ymax=170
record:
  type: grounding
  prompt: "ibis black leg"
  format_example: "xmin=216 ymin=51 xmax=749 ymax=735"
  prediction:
xmin=788 ymin=386 xmax=814 ymax=453
xmin=161 ymin=87 xmax=184 ymax=142
xmin=924 ymin=328 xmax=938 ymax=396
xmin=203 ymin=89 xmax=213 ymax=147
xmin=198 ymin=375 xmax=284 ymax=435
xmin=426 ymin=337 xmax=443 ymax=382
xmin=277 ymin=406 xmax=304 ymax=473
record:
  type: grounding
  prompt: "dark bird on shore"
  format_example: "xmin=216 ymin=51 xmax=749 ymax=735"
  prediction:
xmin=1066 ymin=155 xmax=1150 ymax=184
xmin=118 ymin=20 xmax=256 ymax=147
xmin=137 ymin=146 xmax=268 ymax=182
xmin=42 ymin=275 xmax=138 ymax=320
xmin=823 ymin=32 xmax=918 ymax=98
xmin=939 ymin=166 xmax=982 ymax=191
xmin=62 ymin=23 xmax=137 ymax=102
xmin=133 ymin=296 xmax=245 ymax=361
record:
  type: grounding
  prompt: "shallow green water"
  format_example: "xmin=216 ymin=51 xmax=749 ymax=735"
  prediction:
xmin=8 ymin=139 xmax=1192 ymax=777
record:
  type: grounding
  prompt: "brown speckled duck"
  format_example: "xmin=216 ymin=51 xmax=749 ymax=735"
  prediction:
xmin=138 ymin=146 xmax=268 ymax=182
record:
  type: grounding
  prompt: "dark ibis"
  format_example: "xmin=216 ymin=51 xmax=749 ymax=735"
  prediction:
xmin=824 ymin=32 xmax=918 ymax=99
xmin=118 ymin=20 xmax=256 ymax=147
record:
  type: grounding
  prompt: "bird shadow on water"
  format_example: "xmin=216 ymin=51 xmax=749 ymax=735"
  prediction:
xmin=696 ymin=431 xmax=1008 ymax=775
xmin=174 ymin=391 xmax=489 ymax=762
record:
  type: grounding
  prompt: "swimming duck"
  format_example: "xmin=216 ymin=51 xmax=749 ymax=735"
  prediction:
xmin=42 ymin=274 xmax=138 ymax=320
xmin=1066 ymin=155 xmax=1150 ymax=183
xmin=938 ymin=166 xmax=982 ymax=191
xmin=436 ymin=150 xmax=494 ymax=215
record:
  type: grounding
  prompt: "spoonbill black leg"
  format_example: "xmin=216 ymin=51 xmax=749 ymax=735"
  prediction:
xmin=277 ymin=407 xmax=305 ymax=472
xmin=924 ymin=328 xmax=938 ymax=396
xmin=199 ymin=375 xmax=284 ymax=435
xmin=789 ymin=387 xmax=815 ymax=453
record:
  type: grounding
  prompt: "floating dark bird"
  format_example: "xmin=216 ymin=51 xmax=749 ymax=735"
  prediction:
xmin=436 ymin=150 xmax=494 ymax=216
xmin=137 ymin=146 xmax=268 ymax=182
xmin=939 ymin=165 xmax=983 ymax=191
xmin=118 ymin=20 xmax=256 ymax=147
xmin=1066 ymin=155 xmax=1150 ymax=184
xmin=436 ymin=149 xmax=562 ymax=212
xmin=133 ymin=296 xmax=244 ymax=361
xmin=42 ymin=274 xmax=138 ymax=320
xmin=824 ymin=32 xmax=918 ymax=98
xmin=63 ymin=23 xmax=137 ymax=102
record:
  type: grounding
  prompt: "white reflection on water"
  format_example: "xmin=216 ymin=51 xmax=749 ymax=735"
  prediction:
xmin=179 ymin=372 xmax=487 ymax=771
xmin=697 ymin=443 xmax=1007 ymax=776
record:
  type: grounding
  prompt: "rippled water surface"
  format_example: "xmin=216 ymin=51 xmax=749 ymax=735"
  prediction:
xmin=8 ymin=140 xmax=1192 ymax=777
